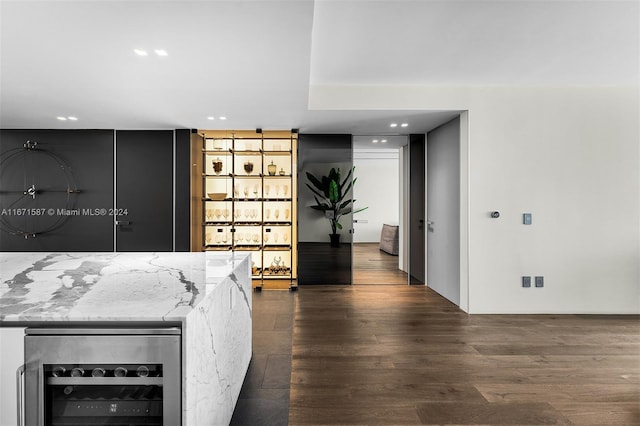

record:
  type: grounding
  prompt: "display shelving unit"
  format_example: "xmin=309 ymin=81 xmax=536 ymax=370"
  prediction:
xmin=192 ymin=130 xmax=297 ymax=290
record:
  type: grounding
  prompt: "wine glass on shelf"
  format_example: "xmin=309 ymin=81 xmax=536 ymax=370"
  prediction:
xmin=284 ymin=185 xmax=289 ymax=197
xmin=283 ymin=233 xmax=289 ymax=244
xmin=264 ymin=185 xmax=270 ymax=197
xmin=285 ymin=208 xmax=290 ymax=220
xmin=243 ymin=186 xmax=249 ymax=198
xmin=236 ymin=233 xmax=243 ymax=245
xmin=222 ymin=209 xmax=229 ymax=221
xmin=274 ymin=233 xmax=279 ymax=244
xmin=245 ymin=232 xmax=252 ymax=244
xmin=263 ymin=233 xmax=269 ymax=244
xmin=274 ymin=209 xmax=280 ymax=220
xmin=265 ymin=209 xmax=270 ymax=220
xmin=215 ymin=234 xmax=222 ymax=244
xmin=206 ymin=209 xmax=213 ymax=221
xmin=275 ymin=185 xmax=280 ymax=197
xmin=253 ymin=184 xmax=259 ymax=198
xmin=214 ymin=209 xmax=222 ymax=220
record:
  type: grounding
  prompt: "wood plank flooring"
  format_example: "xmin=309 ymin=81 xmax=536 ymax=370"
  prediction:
xmin=288 ymin=285 xmax=640 ymax=425
xmin=353 ymin=243 xmax=408 ymax=285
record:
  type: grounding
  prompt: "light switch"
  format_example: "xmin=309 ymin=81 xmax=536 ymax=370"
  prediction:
xmin=523 ymin=213 xmax=532 ymax=225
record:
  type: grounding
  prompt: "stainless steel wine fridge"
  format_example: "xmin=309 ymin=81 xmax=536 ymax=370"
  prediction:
xmin=21 ymin=328 xmax=181 ymax=426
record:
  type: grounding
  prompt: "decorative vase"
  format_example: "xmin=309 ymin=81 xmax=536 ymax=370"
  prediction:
xmin=268 ymin=161 xmax=277 ymax=176
xmin=212 ymin=158 xmax=223 ymax=175
xmin=279 ymin=168 xmax=286 ymax=176
xmin=329 ymin=233 xmax=341 ymax=248
xmin=243 ymin=161 xmax=254 ymax=175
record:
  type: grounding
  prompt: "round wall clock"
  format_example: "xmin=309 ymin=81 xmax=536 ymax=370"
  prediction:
xmin=0 ymin=140 xmax=81 ymax=238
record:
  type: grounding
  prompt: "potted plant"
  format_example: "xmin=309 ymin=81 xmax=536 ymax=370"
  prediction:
xmin=305 ymin=167 xmax=367 ymax=247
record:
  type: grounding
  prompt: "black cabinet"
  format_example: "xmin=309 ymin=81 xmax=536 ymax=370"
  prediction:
xmin=116 ymin=130 xmax=173 ymax=252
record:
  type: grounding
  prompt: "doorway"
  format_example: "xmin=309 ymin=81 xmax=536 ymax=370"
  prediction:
xmin=352 ymin=135 xmax=409 ymax=285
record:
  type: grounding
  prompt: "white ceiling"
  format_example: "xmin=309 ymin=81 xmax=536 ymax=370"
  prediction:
xmin=0 ymin=0 xmax=637 ymax=135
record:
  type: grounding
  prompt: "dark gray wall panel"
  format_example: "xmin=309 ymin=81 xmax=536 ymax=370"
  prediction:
xmin=0 ymin=129 xmax=114 ymax=251
xmin=409 ymin=134 xmax=425 ymax=284
xmin=174 ymin=129 xmax=191 ymax=252
xmin=115 ymin=130 xmax=173 ymax=252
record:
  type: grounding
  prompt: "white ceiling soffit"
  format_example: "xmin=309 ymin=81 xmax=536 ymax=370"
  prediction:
xmin=0 ymin=0 xmax=316 ymax=130
xmin=310 ymin=0 xmax=640 ymax=85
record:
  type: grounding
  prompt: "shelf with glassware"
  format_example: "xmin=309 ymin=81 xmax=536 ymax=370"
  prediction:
xmin=199 ymin=131 xmax=297 ymax=285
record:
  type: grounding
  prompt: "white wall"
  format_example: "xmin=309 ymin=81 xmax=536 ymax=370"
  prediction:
xmin=353 ymin=149 xmax=400 ymax=243
xmin=309 ymin=85 xmax=640 ymax=314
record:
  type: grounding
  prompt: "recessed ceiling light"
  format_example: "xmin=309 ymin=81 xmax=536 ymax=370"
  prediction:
xmin=381 ymin=139 xmax=387 ymax=143
xmin=390 ymin=123 xmax=398 ymax=128
xmin=219 ymin=116 xmax=227 ymax=120
xmin=207 ymin=116 xmax=215 ymax=120
xmin=372 ymin=139 xmax=379 ymax=143
xmin=154 ymin=49 xmax=168 ymax=56
xmin=134 ymin=49 xmax=148 ymax=56
xmin=56 ymin=117 xmax=67 ymax=121
xmin=400 ymin=123 xmax=408 ymax=127
xmin=67 ymin=116 xmax=78 ymax=121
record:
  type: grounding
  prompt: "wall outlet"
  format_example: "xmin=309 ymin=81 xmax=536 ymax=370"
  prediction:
xmin=523 ymin=213 xmax=532 ymax=225
xmin=522 ymin=276 xmax=531 ymax=288
xmin=535 ymin=276 xmax=544 ymax=287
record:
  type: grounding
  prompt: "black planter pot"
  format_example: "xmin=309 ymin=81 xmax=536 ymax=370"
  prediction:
xmin=329 ymin=233 xmax=341 ymax=248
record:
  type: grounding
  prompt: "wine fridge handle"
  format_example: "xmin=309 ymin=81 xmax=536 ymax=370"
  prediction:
xmin=16 ymin=364 xmax=25 ymax=426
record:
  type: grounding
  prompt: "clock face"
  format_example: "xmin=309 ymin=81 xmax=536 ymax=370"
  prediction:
xmin=0 ymin=141 xmax=80 ymax=238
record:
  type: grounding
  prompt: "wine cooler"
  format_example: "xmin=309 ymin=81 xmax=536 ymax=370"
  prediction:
xmin=21 ymin=328 xmax=181 ymax=426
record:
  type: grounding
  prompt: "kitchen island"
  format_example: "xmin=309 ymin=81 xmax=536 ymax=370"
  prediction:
xmin=0 ymin=252 xmax=252 ymax=425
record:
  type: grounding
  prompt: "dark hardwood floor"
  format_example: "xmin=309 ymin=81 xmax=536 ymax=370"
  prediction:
xmin=231 ymin=284 xmax=639 ymax=425
xmin=231 ymin=289 xmax=296 ymax=426
xmin=353 ymin=243 xmax=408 ymax=285
xmin=288 ymin=285 xmax=640 ymax=425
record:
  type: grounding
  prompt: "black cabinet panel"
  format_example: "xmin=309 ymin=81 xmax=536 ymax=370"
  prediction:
xmin=409 ymin=134 xmax=425 ymax=284
xmin=174 ymin=129 xmax=191 ymax=252
xmin=0 ymin=129 xmax=114 ymax=251
xmin=115 ymin=130 xmax=173 ymax=252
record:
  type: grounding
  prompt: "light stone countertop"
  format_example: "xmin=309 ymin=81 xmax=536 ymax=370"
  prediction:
xmin=0 ymin=251 xmax=251 ymax=325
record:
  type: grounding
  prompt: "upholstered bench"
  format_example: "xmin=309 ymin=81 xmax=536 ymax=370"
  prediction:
xmin=379 ymin=224 xmax=399 ymax=255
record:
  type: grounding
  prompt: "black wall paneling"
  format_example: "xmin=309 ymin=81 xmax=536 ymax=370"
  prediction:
xmin=174 ymin=129 xmax=191 ymax=252
xmin=0 ymin=129 xmax=115 ymax=251
xmin=115 ymin=130 xmax=173 ymax=252
xmin=409 ymin=133 xmax=426 ymax=284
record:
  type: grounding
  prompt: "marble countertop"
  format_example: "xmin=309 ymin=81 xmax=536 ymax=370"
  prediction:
xmin=0 ymin=252 xmax=250 ymax=325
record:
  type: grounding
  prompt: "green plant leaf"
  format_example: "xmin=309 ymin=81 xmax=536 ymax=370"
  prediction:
xmin=338 ymin=199 xmax=352 ymax=210
xmin=340 ymin=167 xmax=354 ymax=191
xmin=305 ymin=183 xmax=328 ymax=201
xmin=305 ymin=172 xmax=324 ymax=192
xmin=335 ymin=221 xmax=343 ymax=230
xmin=329 ymin=180 xmax=339 ymax=203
